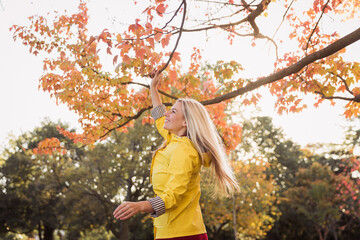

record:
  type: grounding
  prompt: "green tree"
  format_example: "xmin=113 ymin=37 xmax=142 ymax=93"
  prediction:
xmin=239 ymin=116 xmax=307 ymax=191
xmin=0 ymin=120 xmax=80 ymax=240
xmin=62 ymin=118 xmax=162 ymax=240
xmin=0 ymin=118 xmax=162 ymax=240
xmin=283 ymin=162 xmax=346 ymax=240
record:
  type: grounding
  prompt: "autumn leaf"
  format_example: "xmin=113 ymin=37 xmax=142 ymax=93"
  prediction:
xmin=154 ymin=27 xmax=163 ymax=42
xmin=161 ymin=33 xmax=172 ymax=48
xmin=156 ymin=3 xmax=167 ymax=16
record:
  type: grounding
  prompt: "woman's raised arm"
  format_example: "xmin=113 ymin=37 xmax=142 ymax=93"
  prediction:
xmin=150 ymin=70 xmax=162 ymax=108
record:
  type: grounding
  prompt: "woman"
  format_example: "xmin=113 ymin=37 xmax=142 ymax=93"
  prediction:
xmin=113 ymin=71 xmax=239 ymax=239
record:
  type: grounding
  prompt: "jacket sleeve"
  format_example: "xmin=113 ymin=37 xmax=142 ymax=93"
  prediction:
xmin=158 ymin=143 xmax=197 ymax=210
xmin=151 ymin=105 xmax=171 ymax=142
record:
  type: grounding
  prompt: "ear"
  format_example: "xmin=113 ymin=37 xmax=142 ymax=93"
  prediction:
xmin=182 ymin=120 xmax=187 ymax=127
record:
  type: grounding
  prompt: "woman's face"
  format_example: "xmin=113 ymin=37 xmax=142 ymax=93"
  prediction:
xmin=163 ymin=101 xmax=187 ymax=136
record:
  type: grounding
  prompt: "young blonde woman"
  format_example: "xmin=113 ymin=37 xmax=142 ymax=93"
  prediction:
xmin=113 ymin=71 xmax=239 ymax=239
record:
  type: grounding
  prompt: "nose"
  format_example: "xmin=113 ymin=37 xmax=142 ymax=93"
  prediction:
xmin=164 ymin=110 xmax=170 ymax=117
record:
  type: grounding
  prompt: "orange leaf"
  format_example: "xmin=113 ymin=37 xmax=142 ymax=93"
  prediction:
xmin=147 ymin=37 xmax=155 ymax=47
xmin=169 ymin=69 xmax=177 ymax=82
xmin=161 ymin=33 xmax=172 ymax=48
xmin=154 ymin=28 xmax=163 ymax=42
xmin=116 ymin=34 xmax=122 ymax=43
xmin=123 ymin=55 xmax=131 ymax=65
xmin=171 ymin=52 xmax=181 ymax=64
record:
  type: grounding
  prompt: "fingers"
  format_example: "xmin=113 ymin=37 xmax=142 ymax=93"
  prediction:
xmin=149 ymin=69 xmax=159 ymax=79
xmin=113 ymin=202 xmax=139 ymax=220
xmin=149 ymin=70 xmax=156 ymax=79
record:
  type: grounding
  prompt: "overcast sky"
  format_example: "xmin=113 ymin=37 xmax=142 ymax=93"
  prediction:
xmin=0 ymin=0 xmax=359 ymax=149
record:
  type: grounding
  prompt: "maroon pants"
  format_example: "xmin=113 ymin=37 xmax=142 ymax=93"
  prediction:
xmin=156 ymin=233 xmax=208 ymax=240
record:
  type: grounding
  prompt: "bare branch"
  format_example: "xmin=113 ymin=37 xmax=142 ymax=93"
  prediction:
xmin=190 ymin=5 xmax=247 ymax=27
xmin=172 ymin=0 xmax=271 ymax=34
xmin=195 ymin=0 xmax=256 ymax=7
xmin=241 ymin=0 xmax=253 ymax=12
xmin=114 ymin=0 xmax=268 ymax=45
xmin=113 ymin=3 xmax=184 ymax=43
xmin=305 ymin=0 xmax=330 ymax=54
xmin=157 ymin=0 xmax=187 ymax=74
xmin=162 ymin=2 xmax=184 ymax=30
xmin=270 ymin=0 xmax=295 ymax=41
xmin=234 ymin=30 xmax=279 ymax=60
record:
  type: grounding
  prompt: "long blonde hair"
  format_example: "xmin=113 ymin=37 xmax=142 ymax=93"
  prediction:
xmin=178 ymin=98 xmax=239 ymax=196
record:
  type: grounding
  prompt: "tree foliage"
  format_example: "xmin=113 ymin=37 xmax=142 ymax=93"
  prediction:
xmin=9 ymin=0 xmax=360 ymax=149
xmin=0 ymin=119 xmax=161 ymax=240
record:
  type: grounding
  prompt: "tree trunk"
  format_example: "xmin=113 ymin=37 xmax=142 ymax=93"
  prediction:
xmin=315 ymin=226 xmax=324 ymax=240
xmin=118 ymin=178 xmax=132 ymax=240
xmin=38 ymin=221 xmax=43 ymax=240
xmin=43 ymin=225 xmax=54 ymax=240
xmin=232 ymin=195 xmax=237 ymax=240
xmin=119 ymin=220 xmax=129 ymax=240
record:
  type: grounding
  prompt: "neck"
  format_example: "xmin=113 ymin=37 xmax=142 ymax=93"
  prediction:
xmin=172 ymin=128 xmax=187 ymax=137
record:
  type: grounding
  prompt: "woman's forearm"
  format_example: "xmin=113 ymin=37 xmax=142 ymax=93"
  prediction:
xmin=150 ymin=71 xmax=163 ymax=108
xmin=151 ymin=85 xmax=162 ymax=108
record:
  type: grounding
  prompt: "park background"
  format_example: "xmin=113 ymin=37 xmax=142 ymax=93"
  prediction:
xmin=0 ymin=0 xmax=360 ymax=239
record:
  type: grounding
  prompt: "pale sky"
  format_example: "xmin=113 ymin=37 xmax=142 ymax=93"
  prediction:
xmin=0 ymin=0 xmax=359 ymax=149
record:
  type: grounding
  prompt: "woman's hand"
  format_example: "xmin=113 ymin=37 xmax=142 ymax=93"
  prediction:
xmin=113 ymin=201 xmax=141 ymax=220
xmin=150 ymin=70 xmax=162 ymax=89
xmin=113 ymin=201 xmax=153 ymax=220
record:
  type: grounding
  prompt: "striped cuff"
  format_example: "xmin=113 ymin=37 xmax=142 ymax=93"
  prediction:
xmin=147 ymin=196 xmax=165 ymax=218
xmin=151 ymin=105 xmax=166 ymax=120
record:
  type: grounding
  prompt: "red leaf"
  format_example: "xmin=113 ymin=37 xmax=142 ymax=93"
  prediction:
xmin=99 ymin=29 xmax=110 ymax=40
xmin=123 ymin=55 xmax=131 ymax=65
xmin=113 ymin=55 xmax=118 ymax=65
xmin=156 ymin=4 xmax=167 ymax=16
xmin=147 ymin=37 xmax=155 ymax=47
xmin=154 ymin=28 xmax=163 ymax=42
xmin=161 ymin=33 xmax=172 ymax=48
xmin=172 ymin=52 xmax=181 ymax=62
xmin=107 ymin=47 xmax=112 ymax=55
xmin=135 ymin=47 xmax=146 ymax=59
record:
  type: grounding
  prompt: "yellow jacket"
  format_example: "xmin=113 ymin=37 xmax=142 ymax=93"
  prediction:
xmin=150 ymin=114 xmax=209 ymax=239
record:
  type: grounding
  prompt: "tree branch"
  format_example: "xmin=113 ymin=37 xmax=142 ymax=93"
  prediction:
xmin=314 ymin=91 xmax=359 ymax=102
xmin=271 ymin=0 xmax=295 ymax=41
xmin=234 ymin=31 xmax=278 ymax=60
xmin=305 ymin=0 xmax=330 ymax=54
xmin=329 ymin=72 xmax=354 ymax=95
xmin=199 ymin=27 xmax=360 ymax=105
xmin=157 ymin=0 xmax=187 ymax=74
xmin=241 ymin=0 xmax=253 ymax=12
xmin=162 ymin=1 xmax=184 ymax=30
xmin=98 ymin=27 xmax=360 ymax=138
xmin=87 ymin=66 xmax=179 ymax=100
xmin=119 ymin=81 xmax=178 ymax=100
xmin=172 ymin=0 xmax=270 ymax=34
xmin=195 ymin=0 xmax=256 ymax=8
